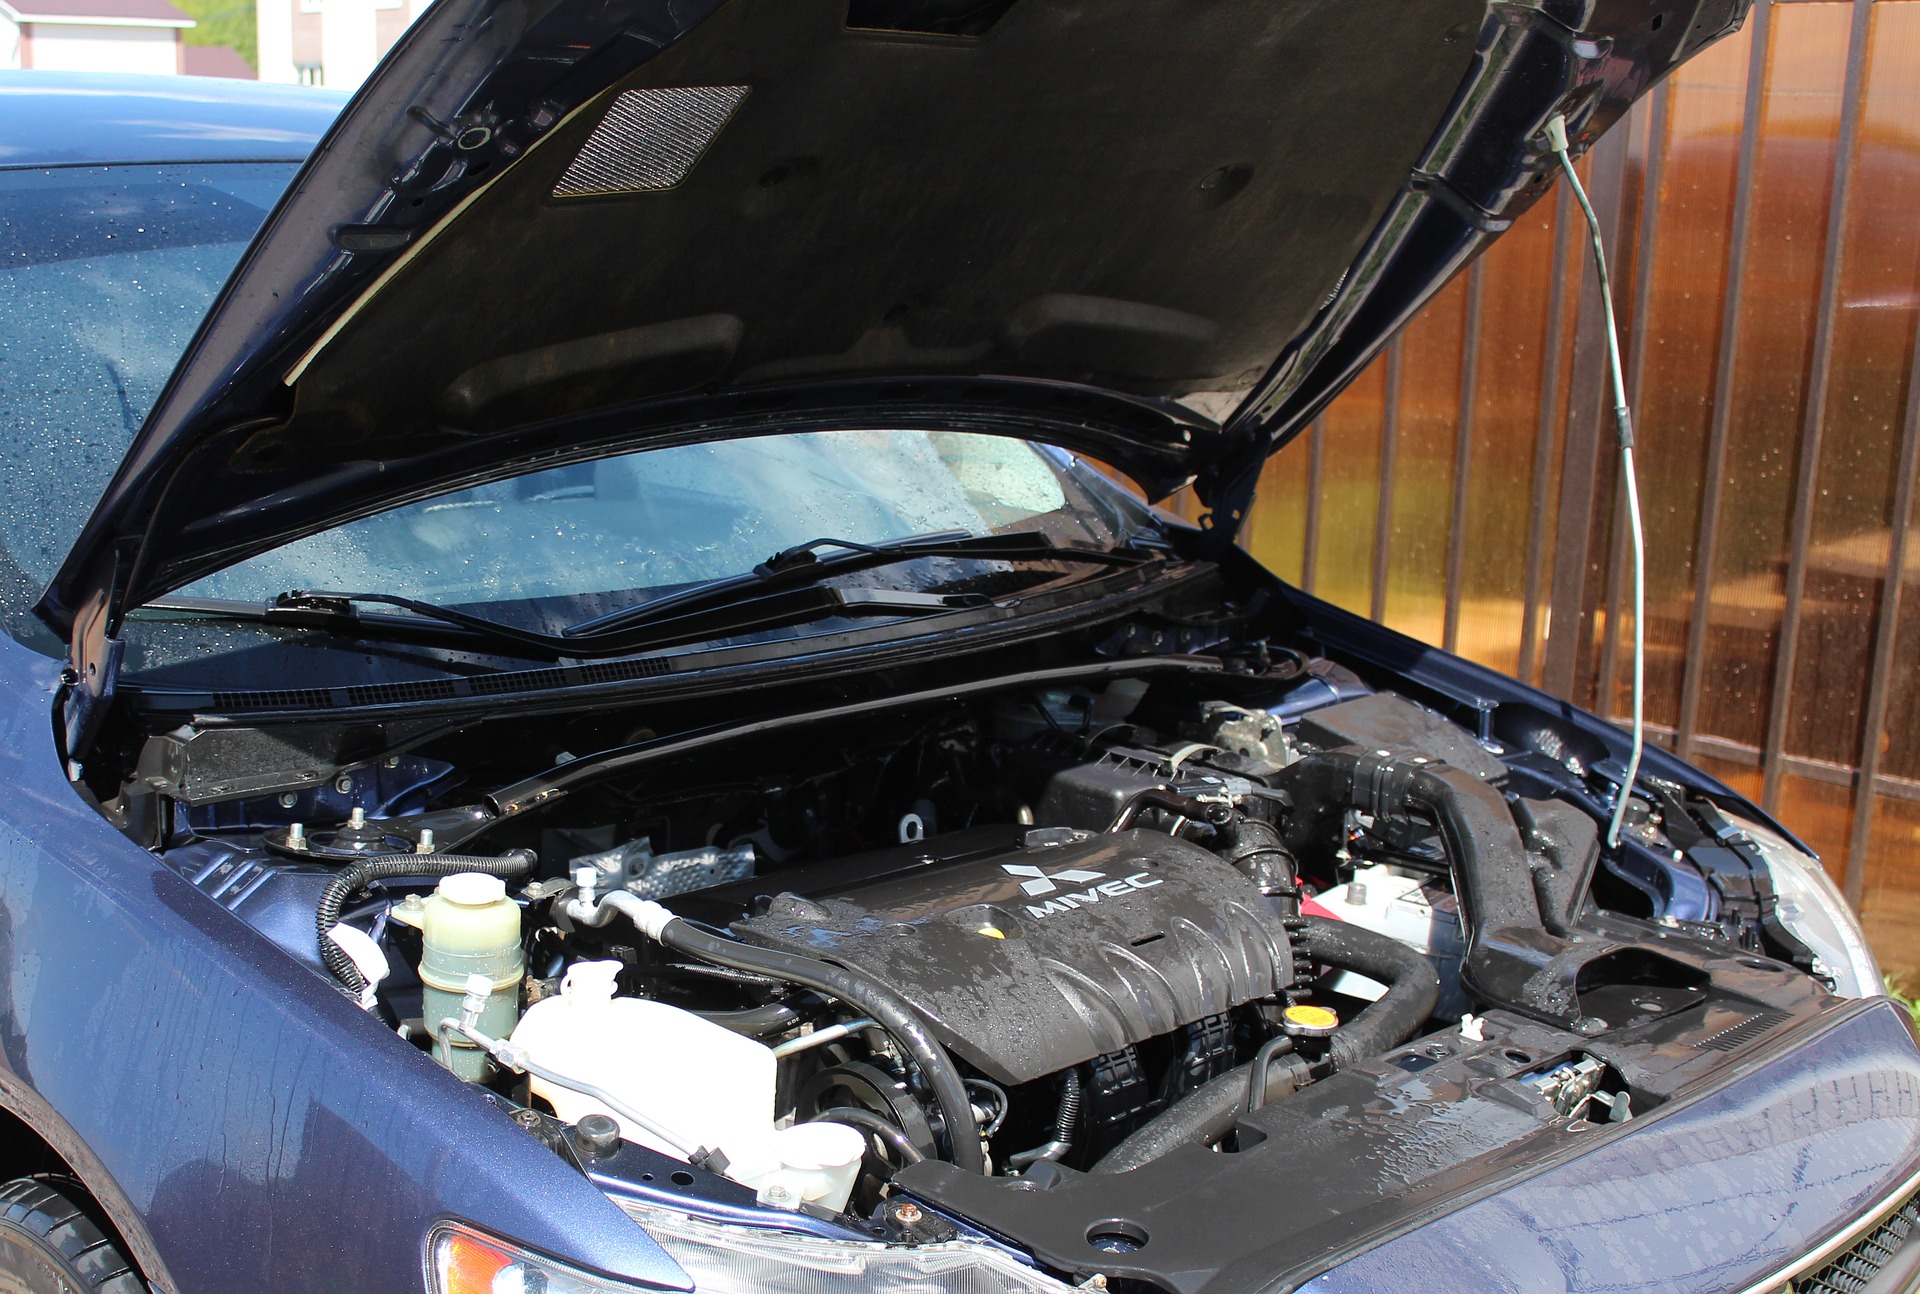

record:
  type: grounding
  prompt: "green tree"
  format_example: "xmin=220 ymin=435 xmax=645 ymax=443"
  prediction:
xmin=172 ymin=0 xmax=255 ymax=69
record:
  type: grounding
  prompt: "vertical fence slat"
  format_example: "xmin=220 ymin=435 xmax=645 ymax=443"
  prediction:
xmin=1372 ymin=337 xmax=1404 ymax=623
xmin=1443 ymin=263 xmax=1485 ymax=654
xmin=1761 ymin=0 xmax=1874 ymax=814
xmin=1676 ymin=0 xmax=1773 ymax=760
xmin=1845 ymin=316 xmax=1920 ymax=906
xmin=1301 ymin=414 xmax=1326 ymax=595
xmin=1545 ymin=126 xmax=1633 ymax=700
xmin=1520 ymin=180 xmax=1578 ymax=686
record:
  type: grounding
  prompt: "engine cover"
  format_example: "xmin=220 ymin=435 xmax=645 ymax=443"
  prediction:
xmin=730 ymin=828 xmax=1291 ymax=1085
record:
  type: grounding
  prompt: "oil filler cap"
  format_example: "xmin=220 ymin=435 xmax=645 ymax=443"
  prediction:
xmin=1281 ymin=1004 xmax=1339 ymax=1038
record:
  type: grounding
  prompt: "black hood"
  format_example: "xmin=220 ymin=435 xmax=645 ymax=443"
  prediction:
xmin=39 ymin=0 xmax=1747 ymax=641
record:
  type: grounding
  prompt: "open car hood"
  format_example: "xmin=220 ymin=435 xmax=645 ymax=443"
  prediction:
xmin=38 ymin=0 xmax=1747 ymax=645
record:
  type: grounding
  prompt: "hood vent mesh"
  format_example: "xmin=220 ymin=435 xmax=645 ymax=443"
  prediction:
xmin=552 ymin=85 xmax=750 ymax=198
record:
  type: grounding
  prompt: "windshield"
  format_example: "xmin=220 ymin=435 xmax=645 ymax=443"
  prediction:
xmin=119 ymin=431 xmax=1156 ymax=682
xmin=0 ymin=162 xmax=298 ymax=650
xmin=176 ymin=430 xmax=1111 ymax=606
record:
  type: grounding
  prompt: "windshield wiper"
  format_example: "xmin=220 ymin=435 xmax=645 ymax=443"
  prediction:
xmin=562 ymin=530 xmax=1150 ymax=640
xmin=136 ymin=532 xmax=1151 ymax=661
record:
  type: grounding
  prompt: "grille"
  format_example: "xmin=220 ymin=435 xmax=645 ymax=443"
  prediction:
xmin=552 ymin=85 xmax=750 ymax=198
xmin=210 ymin=654 xmax=670 ymax=713
xmin=1795 ymin=1189 xmax=1920 ymax=1293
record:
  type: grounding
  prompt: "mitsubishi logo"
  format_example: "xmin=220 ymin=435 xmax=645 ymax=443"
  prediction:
xmin=1002 ymin=862 xmax=1166 ymax=917
xmin=1002 ymin=862 xmax=1106 ymax=897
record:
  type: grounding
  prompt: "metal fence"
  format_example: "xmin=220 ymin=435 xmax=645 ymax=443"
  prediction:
xmin=1227 ymin=0 xmax=1920 ymax=976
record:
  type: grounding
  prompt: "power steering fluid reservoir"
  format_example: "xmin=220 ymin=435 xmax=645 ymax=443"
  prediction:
xmin=420 ymin=872 xmax=524 ymax=1080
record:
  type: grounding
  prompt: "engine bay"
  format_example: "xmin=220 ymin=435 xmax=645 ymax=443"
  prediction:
xmin=107 ymin=615 xmax=1850 ymax=1290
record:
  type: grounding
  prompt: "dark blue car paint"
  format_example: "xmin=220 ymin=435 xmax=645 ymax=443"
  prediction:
xmin=0 ymin=633 xmax=688 ymax=1293
xmin=1299 ymin=999 xmax=1920 ymax=1294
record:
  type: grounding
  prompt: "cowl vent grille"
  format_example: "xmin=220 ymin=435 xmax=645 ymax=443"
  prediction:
xmin=209 ymin=654 xmax=671 ymax=713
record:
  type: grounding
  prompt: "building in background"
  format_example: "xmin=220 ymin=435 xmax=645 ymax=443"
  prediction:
xmin=180 ymin=40 xmax=251 ymax=76
xmin=0 ymin=0 xmax=193 ymax=73
xmin=256 ymin=0 xmax=423 ymax=89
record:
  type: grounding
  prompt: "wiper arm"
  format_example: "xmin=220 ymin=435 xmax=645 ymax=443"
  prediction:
xmin=564 ymin=530 xmax=1148 ymax=640
xmin=139 ymin=591 xmax=584 ymax=660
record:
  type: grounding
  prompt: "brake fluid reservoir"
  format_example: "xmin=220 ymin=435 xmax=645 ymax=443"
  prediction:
xmin=510 ymin=961 xmax=863 ymax=1213
xmin=419 ymin=872 xmax=524 ymax=1081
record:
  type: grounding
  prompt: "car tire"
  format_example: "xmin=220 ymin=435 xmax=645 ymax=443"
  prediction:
xmin=0 ymin=1177 xmax=145 ymax=1294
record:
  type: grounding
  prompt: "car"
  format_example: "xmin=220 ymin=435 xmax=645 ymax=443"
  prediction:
xmin=0 ymin=2 xmax=1915 ymax=1290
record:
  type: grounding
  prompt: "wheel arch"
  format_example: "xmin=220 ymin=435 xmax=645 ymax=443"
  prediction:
xmin=0 ymin=1074 xmax=176 ymax=1294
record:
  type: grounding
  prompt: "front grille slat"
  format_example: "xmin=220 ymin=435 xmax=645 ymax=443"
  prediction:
xmin=1795 ymin=1190 xmax=1920 ymax=1294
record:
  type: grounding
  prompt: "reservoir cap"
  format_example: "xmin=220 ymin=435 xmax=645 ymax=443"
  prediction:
xmin=438 ymin=872 xmax=508 ymax=906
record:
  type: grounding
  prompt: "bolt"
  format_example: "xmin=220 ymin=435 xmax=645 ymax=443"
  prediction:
xmin=349 ymin=807 xmax=367 ymax=829
xmin=335 ymin=774 xmax=354 ymax=794
xmin=278 ymin=792 xmax=298 ymax=808
xmin=892 ymin=1202 xmax=923 ymax=1226
xmin=415 ymin=828 xmax=436 ymax=855
xmin=511 ymin=1108 xmax=542 ymax=1129
xmin=287 ymin=823 xmax=308 ymax=851
xmin=573 ymin=1113 xmax=620 ymax=1157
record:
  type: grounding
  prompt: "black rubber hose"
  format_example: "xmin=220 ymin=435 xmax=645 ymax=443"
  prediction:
xmin=1245 ymin=1035 xmax=1295 ymax=1113
xmin=810 ymin=1108 xmax=926 ymax=1167
xmin=695 ymin=1003 xmax=802 ymax=1037
xmin=1292 ymin=916 xmax=1441 ymax=1071
xmin=317 ymin=849 xmax=536 ymax=993
xmin=1093 ymin=1054 xmax=1310 ymax=1175
xmin=1092 ymin=916 xmax=1438 ymax=1175
xmin=652 ymin=919 xmax=986 ymax=1174
xmin=1216 ymin=817 xmax=1299 ymax=907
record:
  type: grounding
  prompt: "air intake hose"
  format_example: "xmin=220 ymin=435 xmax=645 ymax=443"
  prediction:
xmin=1092 ymin=916 xmax=1437 ymax=1174
xmin=1274 ymin=749 xmax=1576 ymax=1022
xmin=317 ymin=849 xmax=536 ymax=993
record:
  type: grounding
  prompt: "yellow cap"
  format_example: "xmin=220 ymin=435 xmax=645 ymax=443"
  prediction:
xmin=976 ymin=926 xmax=1007 ymax=940
xmin=1281 ymin=1003 xmax=1340 ymax=1036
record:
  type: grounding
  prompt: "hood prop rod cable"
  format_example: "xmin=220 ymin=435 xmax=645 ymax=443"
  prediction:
xmin=1547 ymin=113 xmax=1646 ymax=850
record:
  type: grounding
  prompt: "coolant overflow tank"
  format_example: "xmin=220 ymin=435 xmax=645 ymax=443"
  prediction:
xmin=509 ymin=961 xmax=863 ymax=1213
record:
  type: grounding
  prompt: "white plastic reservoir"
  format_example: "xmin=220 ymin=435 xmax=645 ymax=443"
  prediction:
xmin=509 ymin=960 xmax=863 ymax=1212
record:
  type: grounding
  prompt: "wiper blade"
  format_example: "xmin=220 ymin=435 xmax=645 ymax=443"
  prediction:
xmin=140 ymin=583 xmax=997 ymax=661
xmin=133 ymin=533 xmax=1150 ymax=661
xmin=564 ymin=530 xmax=1147 ymax=640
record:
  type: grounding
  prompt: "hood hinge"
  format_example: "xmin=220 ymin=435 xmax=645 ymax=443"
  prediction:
xmin=59 ymin=556 xmax=129 ymax=762
xmin=1189 ymin=431 xmax=1266 ymax=560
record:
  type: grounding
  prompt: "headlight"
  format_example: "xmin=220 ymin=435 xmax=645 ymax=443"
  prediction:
xmin=616 ymin=1198 xmax=1078 ymax=1294
xmin=428 ymin=1222 xmax=667 ymax=1294
xmin=1729 ymin=814 xmax=1881 ymax=998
